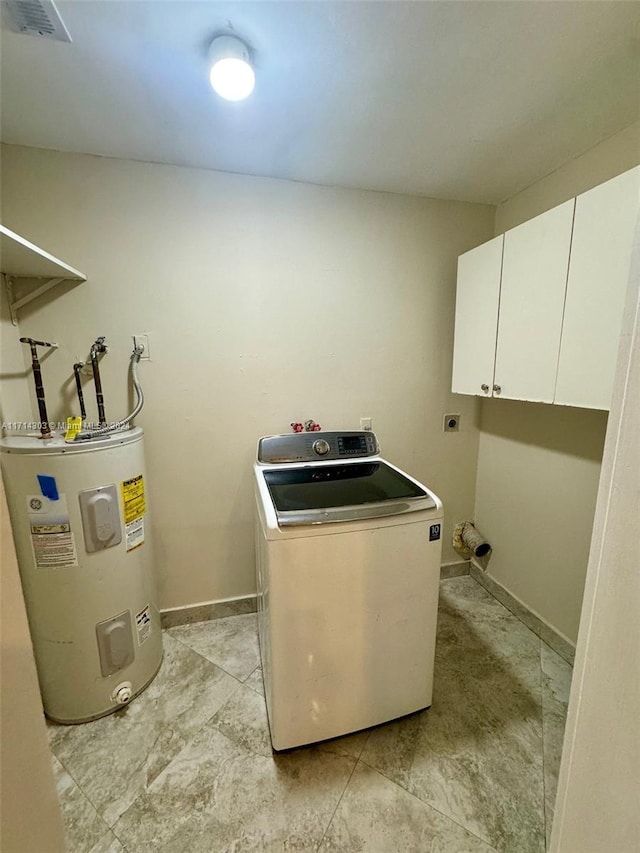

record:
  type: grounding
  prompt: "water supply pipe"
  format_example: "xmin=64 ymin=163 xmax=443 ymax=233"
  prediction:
xmin=19 ymin=337 xmax=57 ymax=438
xmin=90 ymin=336 xmax=108 ymax=426
xmin=73 ymin=362 xmax=87 ymax=421
xmin=75 ymin=344 xmax=145 ymax=441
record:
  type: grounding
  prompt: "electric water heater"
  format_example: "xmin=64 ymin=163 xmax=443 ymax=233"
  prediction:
xmin=1 ymin=427 xmax=162 ymax=723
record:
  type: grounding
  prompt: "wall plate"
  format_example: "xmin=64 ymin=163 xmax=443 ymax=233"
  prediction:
xmin=133 ymin=333 xmax=150 ymax=359
xmin=444 ymin=414 xmax=460 ymax=432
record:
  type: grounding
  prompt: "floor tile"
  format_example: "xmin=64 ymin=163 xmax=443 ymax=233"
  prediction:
xmin=362 ymin=577 xmax=545 ymax=853
xmin=407 ymin=701 xmax=544 ymax=853
xmin=52 ymin=755 xmax=110 ymax=853
xmin=541 ymin=642 xmax=573 ymax=846
xmin=48 ymin=577 xmax=572 ymax=853
xmin=436 ymin=577 xmax=543 ymax=694
xmin=210 ymin=682 xmax=370 ymax=762
xmin=209 ymin=682 xmax=273 ymax=758
xmin=358 ymin=709 xmax=424 ymax=789
xmin=326 ymin=729 xmax=371 ymax=761
xmin=319 ymin=762 xmax=497 ymax=852
xmin=244 ymin=663 xmax=265 ymax=696
xmin=113 ymin=683 xmax=356 ymax=851
xmin=469 ymin=564 xmax=575 ymax=665
xmin=48 ymin=632 xmax=239 ymax=827
xmin=87 ymin=831 xmax=126 ymax=853
xmin=168 ymin=612 xmax=260 ymax=680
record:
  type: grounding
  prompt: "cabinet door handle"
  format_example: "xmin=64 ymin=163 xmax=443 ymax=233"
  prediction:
xmin=481 ymin=384 xmax=489 ymax=392
xmin=493 ymin=384 xmax=502 ymax=394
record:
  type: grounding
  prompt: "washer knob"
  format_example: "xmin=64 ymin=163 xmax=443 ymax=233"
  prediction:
xmin=313 ymin=439 xmax=330 ymax=456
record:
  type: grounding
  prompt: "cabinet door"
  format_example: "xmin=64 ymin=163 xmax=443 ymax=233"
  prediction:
xmin=554 ymin=167 xmax=640 ymax=410
xmin=494 ymin=200 xmax=575 ymax=402
xmin=452 ymin=235 xmax=503 ymax=396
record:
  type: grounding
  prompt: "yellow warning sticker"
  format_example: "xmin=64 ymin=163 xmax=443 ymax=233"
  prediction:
xmin=121 ymin=474 xmax=146 ymax=524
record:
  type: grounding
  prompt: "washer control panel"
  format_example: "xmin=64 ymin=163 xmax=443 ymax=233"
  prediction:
xmin=258 ymin=431 xmax=379 ymax=464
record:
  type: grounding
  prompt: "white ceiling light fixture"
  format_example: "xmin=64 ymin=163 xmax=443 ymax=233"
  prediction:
xmin=208 ymin=34 xmax=255 ymax=102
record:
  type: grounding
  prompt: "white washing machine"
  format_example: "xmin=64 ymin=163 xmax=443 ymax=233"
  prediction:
xmin=254 ymin=430 xmax=443 ymax=751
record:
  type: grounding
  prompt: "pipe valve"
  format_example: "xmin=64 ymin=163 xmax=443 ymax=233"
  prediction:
xmin=111 ymin=682 xmax=133 ymax=706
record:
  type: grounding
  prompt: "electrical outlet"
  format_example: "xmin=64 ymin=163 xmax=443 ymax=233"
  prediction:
xmin=444 ymin=414 xmax=460 ymax=432
xmin=360 ymin=417 xmax=372 ymax=431
xmin=133 ymin=334 xmax=150 ymax=359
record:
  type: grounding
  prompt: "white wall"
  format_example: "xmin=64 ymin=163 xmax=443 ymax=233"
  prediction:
xmin=0 ymin=479 xmax=66 ymax=853
xmin=495 ymin=121 xmax=640 ymax=232
xmin=0 ymin=144 xmax=494 ymax=609
xmin=552 ymin=211 xmax=640 ymax=853
xmin=0 ymin=278 xmax=33 ymax=427
xmin=473 ymin=122 xmax=640 ymax=643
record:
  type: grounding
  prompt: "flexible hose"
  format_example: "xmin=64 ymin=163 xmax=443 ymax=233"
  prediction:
xmin=76 ymin=346 xmax=145 ymax=440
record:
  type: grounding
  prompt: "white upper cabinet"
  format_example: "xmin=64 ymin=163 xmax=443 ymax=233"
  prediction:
xmin=451 ymin=167 xmax=639 ymax=410
xmin=494 ymin=200 xmax=575 ymax=403
xmin=554 ymin=166 xmax=640 ymax=410
xmin=452 ymin=235 xmax=503 ymax=397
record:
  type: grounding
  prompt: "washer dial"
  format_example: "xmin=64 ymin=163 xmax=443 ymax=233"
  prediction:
xmin=313 ymin=438 xmax=330 ymax=456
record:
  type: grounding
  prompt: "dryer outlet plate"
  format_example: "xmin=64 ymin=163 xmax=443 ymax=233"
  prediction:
xmin=444 ymin=414 xmax=460 ymax=432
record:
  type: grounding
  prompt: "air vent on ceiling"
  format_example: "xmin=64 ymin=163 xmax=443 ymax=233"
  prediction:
xmin=5 ymin=0 xmax=71 ymax=42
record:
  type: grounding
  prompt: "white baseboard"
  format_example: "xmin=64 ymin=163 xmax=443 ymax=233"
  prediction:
xmin=440 ymin=559 xmax=470 ymax=579
xmin=469 ymin=561 xmax=575 ymax=665
xmin=161 ymin=594 xmax=257 ymax=629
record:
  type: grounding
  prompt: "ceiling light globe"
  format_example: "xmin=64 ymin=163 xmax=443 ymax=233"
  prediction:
xmin=209 ymin=57 xmax=255 ymax=101
xmin=208 ymin=35 xmax=255 ymax=101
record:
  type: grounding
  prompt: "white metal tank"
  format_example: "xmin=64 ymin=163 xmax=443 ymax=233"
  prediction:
xmin=1 ymin=426 xmax=162 ymax=723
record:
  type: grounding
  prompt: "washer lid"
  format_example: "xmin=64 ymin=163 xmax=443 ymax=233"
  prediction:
xmin=263 ymin=460 xmax=435 ymax=525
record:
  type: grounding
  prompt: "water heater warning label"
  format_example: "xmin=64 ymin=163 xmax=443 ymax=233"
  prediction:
xmin=136 ymin=604 xmax=152 ymax=645
xmin=27 ymin=494 xmax=78 ymax=569
xmin=121 ymin=475 xmax=145 ymax=523
xmin=121 ymin=475 xmax=145 ymax=552
xmin=125 ymin=517 xmax=144 ymax=552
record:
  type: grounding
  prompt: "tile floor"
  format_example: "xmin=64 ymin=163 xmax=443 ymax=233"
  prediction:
xmin=48 ymin=577 xmax=573 ymax=853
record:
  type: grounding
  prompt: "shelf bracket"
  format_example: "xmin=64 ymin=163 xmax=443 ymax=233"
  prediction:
xmin=1 ymin=226 xmax=86 ymax=324
xmin=5 ymin=274 xmax=65 ymax=326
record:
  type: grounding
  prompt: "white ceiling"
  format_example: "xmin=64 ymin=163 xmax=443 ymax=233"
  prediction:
xmin=1 ymin=1 xmax=639 ymax=204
